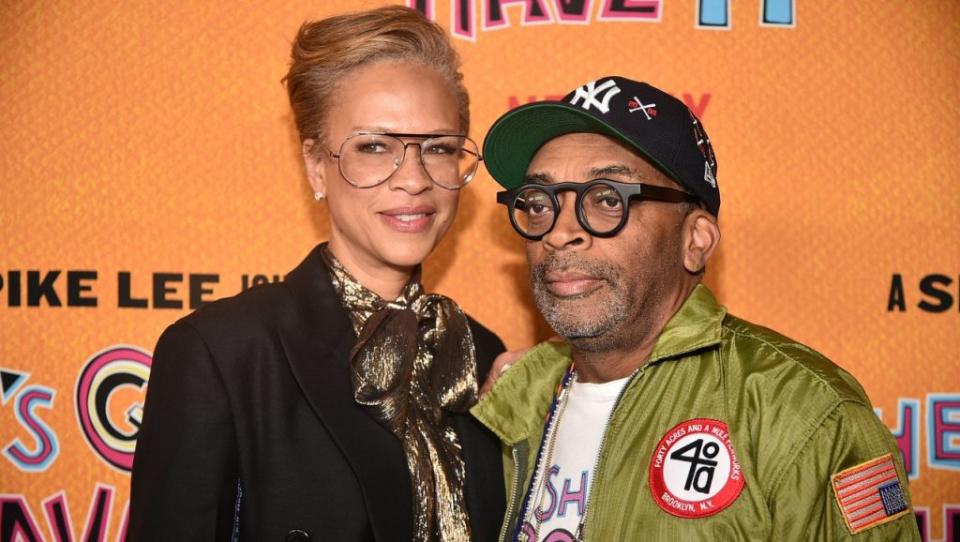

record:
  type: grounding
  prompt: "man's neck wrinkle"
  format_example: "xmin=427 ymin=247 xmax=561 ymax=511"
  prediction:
xmin=571 ymin=280 xmax=698 ymax=383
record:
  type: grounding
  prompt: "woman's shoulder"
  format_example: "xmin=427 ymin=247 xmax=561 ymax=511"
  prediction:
xmin=463 ymin=314 xmax=506 ymax=381
xmin=176 ymin=281 xmax=296 ymax=337
xmin=172 ymin=244 xmax=335 ymax=339
xmin=464 ymin=314 xmax=504 ymax=351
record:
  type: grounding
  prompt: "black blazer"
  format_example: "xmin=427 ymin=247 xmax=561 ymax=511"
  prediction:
xmin=129 ymin=245 xmax=506 ymax=541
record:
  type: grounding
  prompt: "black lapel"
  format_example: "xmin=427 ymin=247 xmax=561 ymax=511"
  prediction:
xmin=277 ymin=244 xmax=413 ymax=540
xmin=453 ymin=413 xmax=506 ymax=542
xmin=457 ymin=324 xmax=507 ymax=542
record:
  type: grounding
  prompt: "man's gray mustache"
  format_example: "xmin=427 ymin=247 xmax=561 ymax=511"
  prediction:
xmin=530 ymin=254 xmax=621 ymax=286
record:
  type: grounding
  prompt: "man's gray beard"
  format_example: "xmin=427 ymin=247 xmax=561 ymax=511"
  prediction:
xmin=530 ymin=253 xmax=631 ymax=352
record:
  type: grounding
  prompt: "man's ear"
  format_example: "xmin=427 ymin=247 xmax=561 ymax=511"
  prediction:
xmin=682 ymin=209 xmax=721 ymax=274
xmin=302 ymin=139 xmax=327 ymax=197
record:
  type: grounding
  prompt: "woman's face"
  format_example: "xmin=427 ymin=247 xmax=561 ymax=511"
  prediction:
xmin=304 ymin=61 xmax=463 ymax=288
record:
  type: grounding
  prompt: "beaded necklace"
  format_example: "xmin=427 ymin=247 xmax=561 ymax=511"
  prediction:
xmin=514 ymin=364 xmax=639 ymax=542
xmin=513 ymin=364 xmax=576 ymax=542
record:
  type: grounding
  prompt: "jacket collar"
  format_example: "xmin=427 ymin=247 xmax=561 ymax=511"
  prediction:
xmin=471 ymin=284 xmax=726 ymax=444
xmin=277 ymin=244 xmax=414 ymax=540
xmin=471 ymin=340 xmax=572 ymax=445
xmin=648 ymin=284 xmax=726 ymax=362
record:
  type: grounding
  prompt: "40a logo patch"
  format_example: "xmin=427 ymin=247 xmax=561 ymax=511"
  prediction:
xmin=649 ymin=418 xmax=744 ymax=518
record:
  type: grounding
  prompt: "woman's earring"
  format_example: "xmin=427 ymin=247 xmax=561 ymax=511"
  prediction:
xmin=314 ymin=192 xmax=324 ymax=201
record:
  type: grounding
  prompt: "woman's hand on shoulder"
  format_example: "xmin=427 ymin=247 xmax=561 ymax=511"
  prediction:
xmin=478 ymin=348 xmax=526 ymax=398
xmin=478 ymin=336 xmax=564 ymax=397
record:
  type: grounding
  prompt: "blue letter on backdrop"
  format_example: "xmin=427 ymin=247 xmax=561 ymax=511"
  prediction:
xmin=698 ymin=0 xmax=729 ymax=28
xmin=762 ymin=0 xmax=793 ymax=26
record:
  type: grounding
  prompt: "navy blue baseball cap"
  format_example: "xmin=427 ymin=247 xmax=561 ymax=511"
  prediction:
xmin=483 ymin=76 xmax=720 ymax=216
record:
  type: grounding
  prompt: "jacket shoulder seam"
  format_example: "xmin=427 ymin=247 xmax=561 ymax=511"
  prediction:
xmin=722 ymin=323 xmax=866 ymax=408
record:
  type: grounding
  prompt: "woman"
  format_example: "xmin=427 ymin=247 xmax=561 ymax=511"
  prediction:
xmin=128 ymin=7 xmax=505 ymax=541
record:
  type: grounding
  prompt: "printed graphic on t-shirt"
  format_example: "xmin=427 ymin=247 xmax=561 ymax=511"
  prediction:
xmin=520 ymin=375 xmax=631 ymax=542
xmin=521 ymin=465 xmax=589 ymax=541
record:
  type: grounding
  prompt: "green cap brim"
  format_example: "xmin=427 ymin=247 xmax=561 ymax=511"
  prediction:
xmin=483 ymin=101 xmax=673 ymax=190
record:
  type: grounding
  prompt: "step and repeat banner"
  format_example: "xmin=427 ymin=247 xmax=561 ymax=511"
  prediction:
xmin=1 ymin=1 xmax=958 ymax=540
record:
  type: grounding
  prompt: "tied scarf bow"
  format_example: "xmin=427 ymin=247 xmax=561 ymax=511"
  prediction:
xmin=322 ymin=247 xmax=477 ymax=542
xmin=350 ymin=285 xmax=479 ymax=418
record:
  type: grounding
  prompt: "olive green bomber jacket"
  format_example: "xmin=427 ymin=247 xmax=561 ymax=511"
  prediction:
xmin=471 ymin=285 xmax=919 ymax=541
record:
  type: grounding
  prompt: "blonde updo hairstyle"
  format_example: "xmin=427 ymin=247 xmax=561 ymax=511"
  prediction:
xmin=284 ymin=6 xmax=470 ymax=157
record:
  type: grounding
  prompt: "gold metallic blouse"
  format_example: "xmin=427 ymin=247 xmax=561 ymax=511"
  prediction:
xmin=321 ymin=245 xmax=478 ymax=542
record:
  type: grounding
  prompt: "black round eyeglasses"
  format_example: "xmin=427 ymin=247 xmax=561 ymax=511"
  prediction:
xmin=496 ymin=179 xmax=698 ymax=240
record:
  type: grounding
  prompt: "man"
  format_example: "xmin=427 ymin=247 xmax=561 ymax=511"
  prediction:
xmin=472 ymin=76 xmax=919 ymax=541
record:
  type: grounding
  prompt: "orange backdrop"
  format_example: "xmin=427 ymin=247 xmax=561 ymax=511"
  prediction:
xmin=1 ymin=1 xmax=958 ymax=540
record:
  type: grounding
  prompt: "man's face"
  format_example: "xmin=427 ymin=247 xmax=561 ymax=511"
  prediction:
xmin=525 ymin=132 xmax=691 ymax=352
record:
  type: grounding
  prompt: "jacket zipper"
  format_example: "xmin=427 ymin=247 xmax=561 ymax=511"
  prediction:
xmin=575 ymin=367 xmax=645 ymax=541
xmin=500 ymin=441 xmax=529 ymax=542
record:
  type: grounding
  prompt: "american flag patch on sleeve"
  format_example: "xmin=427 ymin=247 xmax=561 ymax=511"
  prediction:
xmin=831 ymin=453 xmax=909 ymax=534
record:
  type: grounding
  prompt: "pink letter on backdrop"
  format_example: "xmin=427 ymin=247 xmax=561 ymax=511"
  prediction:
xmin=407 ymin=0 xmax=436 ymax=21
xmin=115 ymin=501 xmax=129 ymax=542
xmin=454 ymin=0 xmax=477 ymax=40
xmin=0 ymin=495 xmax=44 ymax=542
xmin=552 ymin=0 xmax=592 ymax=23
xmin=3 ymin=386 xmax=59 ymax=472
xmin=484 ymin=0 xmax=554 ymax=30
xmin=888 ymin=399 xmax=920 ymax=479
xmin=42 ymin=491 xmax=75 ymax=541
xmin=928 ymin=394 xmax=960 ymax=470
xmin=79 ymin=485 xmax=114 ymax=542
xmin=598 ymin=0 xmax=661 ymax=21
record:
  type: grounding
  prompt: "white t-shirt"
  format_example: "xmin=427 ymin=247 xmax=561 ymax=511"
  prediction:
xmin=521 ymin=374 xmax=631 ymax=540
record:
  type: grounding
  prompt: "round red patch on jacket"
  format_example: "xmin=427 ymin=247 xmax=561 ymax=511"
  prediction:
xmin=649 ymin=418 xmax=745 ymax=518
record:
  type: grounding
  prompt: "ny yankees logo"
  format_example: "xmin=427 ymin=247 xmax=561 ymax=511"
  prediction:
xmin=569 ymin=79 xmax=621 ymax=114
xmin=628 ymin=96 xmax=657 ymax=120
